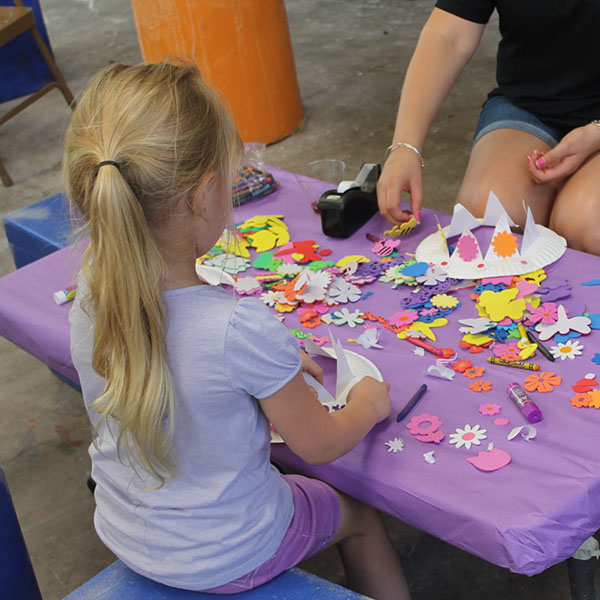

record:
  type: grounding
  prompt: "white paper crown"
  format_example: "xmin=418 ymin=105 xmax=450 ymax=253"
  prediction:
xmin=416 ymin=191 xmax=567 ymax=279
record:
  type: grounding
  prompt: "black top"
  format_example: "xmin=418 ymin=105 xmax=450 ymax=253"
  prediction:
xmin=434 ymin=0 xmax=600 ymax=130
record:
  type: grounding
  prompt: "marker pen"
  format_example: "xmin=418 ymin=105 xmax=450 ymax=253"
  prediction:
xmin=506 ymin=382 xmax=542 ymax=423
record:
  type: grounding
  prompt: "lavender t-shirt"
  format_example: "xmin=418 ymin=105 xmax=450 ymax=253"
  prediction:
xmin=70 ymin=281 xmax=301 ymax=590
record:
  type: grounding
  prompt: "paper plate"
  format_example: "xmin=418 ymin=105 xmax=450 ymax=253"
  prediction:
xmin=270 ymin=349 xmax=383 ymax=443
xmin=195 ymin=264 xmax=236 ymax=286
xmin=415 ymin=222 xmax=566 ymax=279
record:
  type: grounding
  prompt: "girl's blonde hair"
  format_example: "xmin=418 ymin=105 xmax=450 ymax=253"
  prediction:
xmin=64 ymin=62 xmax=241 ymax=485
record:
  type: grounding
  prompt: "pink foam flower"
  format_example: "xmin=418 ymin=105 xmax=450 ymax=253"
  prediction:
xmin=389 ymin=310 xmax=418 ymax=327
xmin=528 ymin=302 xmax=559 ymax=325
xmin=492 ymin=341 xmax=519 ymax=358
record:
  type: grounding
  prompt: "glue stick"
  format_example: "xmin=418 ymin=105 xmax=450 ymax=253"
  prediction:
xmin=506 ymin=382 xmax=542 ymax=423
xmin=54 ymin=286 xmax=76 ymax=305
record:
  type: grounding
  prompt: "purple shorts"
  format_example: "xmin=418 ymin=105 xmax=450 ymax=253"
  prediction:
xmin=203 ymin=474 xmax=341 ymax=594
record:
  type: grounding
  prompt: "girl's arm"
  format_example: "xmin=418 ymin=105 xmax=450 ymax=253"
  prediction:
xmin=377 ymin=8 xmax=486 ymax=225
xmin=259 ymin=371 xmax=392 ymax=465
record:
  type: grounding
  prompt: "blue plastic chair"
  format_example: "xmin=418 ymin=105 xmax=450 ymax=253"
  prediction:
xmin=0 ymin=466 xmax=43 ymax=600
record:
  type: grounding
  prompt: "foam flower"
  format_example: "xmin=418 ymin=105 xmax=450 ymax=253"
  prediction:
xmin=493 ymin=341 xmax=519 ymax=358
xmin=416 ymin=265 xmax=448 ymax=286
xmin=389 ymin=310 xmax=419 ymax=327
xmin=431 ymin=294 xmax=459 ymax=310
xmin=330 ymin=308 xmax=365 ymax=328
xmin=451 ymin=359 xmax=472 ymax=373
xmin=527 ymin=302 xmax=558 ymax=325
xmin=524 ymin=372 xmax=562 ymax=393
xmin=490 ymin=230 xmax=519 ymax=258
xmin=385 ymin=437 xmax=405 ymax=453
xmin=478 ymin=403 xmax=501 ymax=416
xmin=469 ymin=380 xmax=492 ymax=392
xmin=463 ymin=366 xmax=485 ymax=379
xmin=449 ymin=424 xmax=487 ymax=450
xmin=550 ymin=339 xmax=584 ymax=361
xmin=326 ymin=278 xmax=361 ymax=304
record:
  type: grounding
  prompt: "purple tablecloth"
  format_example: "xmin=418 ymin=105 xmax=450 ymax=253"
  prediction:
xmin=1 ymin=167 xmax=599 ymax=576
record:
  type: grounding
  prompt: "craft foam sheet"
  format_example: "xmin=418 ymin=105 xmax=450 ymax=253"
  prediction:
xmin=416 ymin=198 xmax=566 ymax=278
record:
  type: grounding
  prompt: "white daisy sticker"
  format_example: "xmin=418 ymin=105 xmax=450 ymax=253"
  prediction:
xmin=385 ymin=437 xmax=405 ymax=454
xmin=550 ymin=339 xmax=584 ymax=361
xmin=448 ymin=424 xmax=487 ymax=450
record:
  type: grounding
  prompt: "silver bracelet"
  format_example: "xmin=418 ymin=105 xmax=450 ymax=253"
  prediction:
xmin=592 ymin=119 xmax=600 ymax=131
xmin=385 ymin=142 xmax=425 ymax=169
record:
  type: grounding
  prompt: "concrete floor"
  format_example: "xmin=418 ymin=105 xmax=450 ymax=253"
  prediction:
xmin=0 ymin=1 xmax=598 ymax=599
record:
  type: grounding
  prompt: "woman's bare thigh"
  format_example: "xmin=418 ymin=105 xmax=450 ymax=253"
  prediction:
xmin=456 ymin=129 xmax=560 ymax=227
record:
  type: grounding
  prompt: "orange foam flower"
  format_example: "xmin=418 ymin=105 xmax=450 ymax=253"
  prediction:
xmin=499 ymin=352 xmax=522 ymax=363
xmin=463 ymin=366 xmax=485 ymax=379
xmin=452 ymin=359 xmax=472 ymax=373
xmin=524 ymin=372 xmax=562 ymax=393
xmin=491 ymin=230 xmax=519 ymax=258
xmin=571 ymin=393 xmax=591 ymax=408
xmin=469 ymin=380 xmax=492 ymax=392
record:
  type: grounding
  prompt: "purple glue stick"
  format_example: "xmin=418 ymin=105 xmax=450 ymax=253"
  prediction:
xmin=506 ymin=382 xmax=542 ymax=423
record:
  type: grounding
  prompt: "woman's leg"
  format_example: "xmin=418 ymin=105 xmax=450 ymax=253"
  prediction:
xmin=456 ymin=129 xmax=560 ymax=227
xmin=549 ymin=152 xmax=600 ymax=255
xmin=329 ymin=490 xmax=410 ymax=600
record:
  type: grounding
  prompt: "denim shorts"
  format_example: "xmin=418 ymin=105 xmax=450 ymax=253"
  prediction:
xmin=473 ymin=95 xmax=568 ymax=148
xmin=202 ymin=474 xmax=341 ymax=594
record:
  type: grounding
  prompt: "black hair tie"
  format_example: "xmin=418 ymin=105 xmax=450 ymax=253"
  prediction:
xmin=95 ymin=160 xmax=121 ymax=173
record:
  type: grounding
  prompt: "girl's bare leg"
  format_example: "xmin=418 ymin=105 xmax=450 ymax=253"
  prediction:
xmin=329 ymin=490 xmax=410 ymax=600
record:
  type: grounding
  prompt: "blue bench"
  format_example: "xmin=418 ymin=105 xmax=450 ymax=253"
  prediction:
xmin=3 ymin=192 xmax=77 ymax=269
xmin=63 ymin=559 xmax=368 ymax=600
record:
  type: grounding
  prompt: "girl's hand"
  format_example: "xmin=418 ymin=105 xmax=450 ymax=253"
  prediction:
xmin=346 ymin=376 xmax=392 ymax=423
xmin=300 ymin=349 xmax=323 ymax=385
xmin=528 ymin=122 xmax=600 ymax=184
xmin=377 ymin=150 xmax=424 ymax=226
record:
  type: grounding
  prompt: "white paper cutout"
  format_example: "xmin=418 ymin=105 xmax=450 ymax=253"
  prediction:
xmin=446 ymin=203 xmax=482 ymax=239
xmin=195 ymin=264 xmax=236 ymax=286
xmin=423 ymin=451 xmax=436 ymax=464
xmin=412 ymin=347 xmax=426 ymax=357
xmin=507 ymin=425 xmax=537 ymax=441
xmin=450 ymin=229 xmax=483 ymax=266
xmin=484 ymin=213 xmax=520 ymax=261
xmin=304 ymin=332 xmax=383 ymax=408
xmin=521 ymin=205 xmax=539 ymax=256
xmin=481 ymin=191 xmax=517 ymax=228
xmin=356 ymin=328 xmax=383 ymax=350
xmin=426 ymin=363 xmax=455 ymax=380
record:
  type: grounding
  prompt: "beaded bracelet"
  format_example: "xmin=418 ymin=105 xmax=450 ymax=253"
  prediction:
xmin=592 ymin=119 xmax=600 ymax=132
xmin=385 ymin=142 xmax=425 ymax=169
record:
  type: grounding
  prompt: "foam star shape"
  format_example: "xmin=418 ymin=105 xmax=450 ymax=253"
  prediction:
xmin=385 ymin=437 xmax=405 ymax=453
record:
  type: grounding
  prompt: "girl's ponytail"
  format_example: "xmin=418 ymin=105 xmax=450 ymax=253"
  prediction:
xmin=65 ymin=62 xmax=241 ymax=485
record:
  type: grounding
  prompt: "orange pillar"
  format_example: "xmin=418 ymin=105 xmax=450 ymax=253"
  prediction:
xmin=129 ymin=0 xmax=303 ymax=144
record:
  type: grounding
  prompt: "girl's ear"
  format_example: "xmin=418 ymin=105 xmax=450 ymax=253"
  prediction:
xmin=188 ymin=172 xmax=217 ymax=215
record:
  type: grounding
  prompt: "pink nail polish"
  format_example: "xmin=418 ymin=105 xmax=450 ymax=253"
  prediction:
xmin=416 ymin=210 xmax=422 ymax=222
xmin=535 ymin=157 xmax=547 ymax=169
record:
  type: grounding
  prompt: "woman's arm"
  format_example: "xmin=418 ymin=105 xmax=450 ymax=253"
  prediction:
xmin=378 ymin=8 xmax=486 ymax=224
xmin=259 ymin=371 xmax=392 ymax=465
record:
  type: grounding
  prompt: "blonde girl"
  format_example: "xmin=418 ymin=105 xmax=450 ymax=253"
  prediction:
xmin=65 ymin=62 xmax=409 ymax=599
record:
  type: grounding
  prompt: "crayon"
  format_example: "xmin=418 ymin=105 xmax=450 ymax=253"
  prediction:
xmin=525 ymin=329 xmax=555 ymax=362
xmin=397 ymin=384 xmax=428 ymax=422
xmin=487 ymin=356 xmax=540 ymax=371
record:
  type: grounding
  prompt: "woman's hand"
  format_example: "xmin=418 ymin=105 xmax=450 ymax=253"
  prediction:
xmin=528 ymin=122 xmax=600 ymax=184
xmin=300 ymin=349 xmax=323 ymax=384
xmin=377 ymin=150 xmax=424 ymax=225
